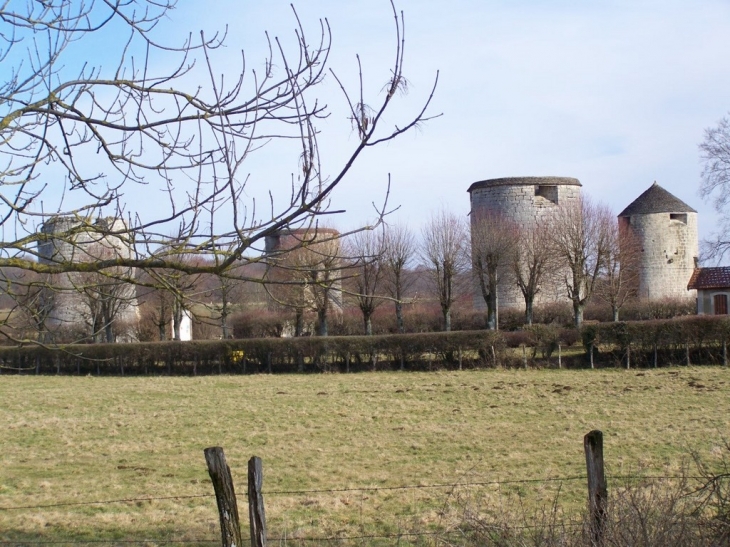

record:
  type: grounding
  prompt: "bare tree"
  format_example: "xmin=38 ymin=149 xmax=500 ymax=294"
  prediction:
xmin=512 ymin=219 xmax=557 ymax=326
xmin=75 ymin=241 xmax=138 ymax=342
xmin=346 ymin=229 xmax=386 ymax=335
xmin=2 ymin=271 xmax=57 ymax=342
xmin=594 ymin=218 xmax=641 ymax=321
xmin=549 ymin=197 xmax=612 ymax=327
xmin=265 ymin=228 xmax=342 ymax=336
xmin=471 ymin=211 xmax=518 ymax=330
xmin=700 ymin=114 xmax=730 ymax=259
xmin=383 ymin=223 xmax=417 ymax=333
xmin=420 ymin=210 xmax=470 ymax=332
xmin=0 ymin=1 xmax=438 ymax=342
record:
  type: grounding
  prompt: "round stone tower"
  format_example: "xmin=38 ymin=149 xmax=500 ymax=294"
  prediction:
xmin=618 ymin=182 xmax=698 ymax=301
xmin=38 ymin=216 xmax=139 ymax=338
xmin=467 ymin=176 xmax=582 ymax=309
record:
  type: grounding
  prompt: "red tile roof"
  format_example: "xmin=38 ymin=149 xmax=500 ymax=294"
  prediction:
xmin=687 ymin=267 xmax=730 ymax=290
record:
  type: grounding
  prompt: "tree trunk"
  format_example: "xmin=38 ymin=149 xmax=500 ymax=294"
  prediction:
xmin=221 ymin=300 xmax=229 ymax=339
xmin=444 ymin=307 xmax=452 ymax=332
xmin=294 ymin=309 xmax=304 ymax=337
xmin=364 ymin=314 xmax=373 ymax=336
xmin=105 ymin=322 xmax=114 ymax=343
xmin=395 ymin=300 xmax=405 ymax=334
xmin=573 ymin=301 xmax=584 ymax=328
xmin=612 ymin=306 xmax=619 ymax=322
xmin=173 ymin=307 xmax=182 ymax=341
xmin=524 ymin=298 xmax=534 ymax=326
xmin=487 ymin=288 xmax=498 ymax=330
xmin=317 ymin=307 xmax=328 ymax=336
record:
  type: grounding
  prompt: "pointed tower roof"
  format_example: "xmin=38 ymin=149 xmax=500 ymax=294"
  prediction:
xmin=618 ymin=182 xmax=696 ymax=217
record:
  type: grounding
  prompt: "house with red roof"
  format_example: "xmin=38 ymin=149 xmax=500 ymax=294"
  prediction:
xmin=687 ymin=267 xmax=730 ymax=314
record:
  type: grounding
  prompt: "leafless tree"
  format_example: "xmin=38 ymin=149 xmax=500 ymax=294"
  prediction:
xmin=345 ymin=229 xmax=386 ymax=335
xmin=594 ymin=218 xmax=641 ymax=321
xmin=420 ymin=210 xmax=470 ymax=332
xmin=1 ymin=271 xmax=57 ymax=342
xmin=382 ymin=223 xmax=417 ymax=333
xmin=549 ymin=197 xmax=612 ymax=327
xmin=308 ymin=237 xmax=342 ymax=337
xmin=0 ymin=0 xmax=438 ymax=342
xmin=265 ymin=228 xmax=342 ymax=336
xmin=700 ymin=114 xmax=730 ymax=259
xmin=74 ymin=241 xmax=138 ymax=342
xmin=512 ymin=219 xmax=558 ymax=326
xmin=471 ymin=211 xmax=518 ymax=330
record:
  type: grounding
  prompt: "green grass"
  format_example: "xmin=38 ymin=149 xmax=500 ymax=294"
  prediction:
xmin=1 ymin=367 xmax=729 ymax=544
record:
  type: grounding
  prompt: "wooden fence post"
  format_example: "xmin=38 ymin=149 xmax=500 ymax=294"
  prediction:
xmin=248 ymin=456 xmax=267 ymax=547
xmin=584 ymin=430 xmax=607 ymax=547
xmin=558 ymin=343 xmax=562 ymax=369
xmin=204 ymin=447 xmax=243 ymax=547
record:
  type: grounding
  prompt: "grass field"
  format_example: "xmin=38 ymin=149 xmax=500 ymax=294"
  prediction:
xmin=1 ymin=367 xmax=729 ymax=545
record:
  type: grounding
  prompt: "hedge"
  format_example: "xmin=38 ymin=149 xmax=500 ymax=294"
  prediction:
xmin=2 ymin=316 xmax=729 ymax=375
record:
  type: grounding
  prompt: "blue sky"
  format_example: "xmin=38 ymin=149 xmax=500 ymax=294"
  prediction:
xmin=56 ymin=1 xmax=730 ymax=256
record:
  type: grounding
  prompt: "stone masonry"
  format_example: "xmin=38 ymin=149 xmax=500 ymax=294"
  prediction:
xmin=618 ymin=182 xmax=698 ymax=301
xmin=467 ymin=176 xmax=582 ymax=310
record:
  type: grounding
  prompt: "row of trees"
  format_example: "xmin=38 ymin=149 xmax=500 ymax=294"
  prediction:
xmin=412 ymin=197 xmax=639 ymax=333
xmin=266 ymin=196 xmax=642 ymax=340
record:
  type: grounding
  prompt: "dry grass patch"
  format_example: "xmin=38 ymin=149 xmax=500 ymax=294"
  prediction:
xmin=0 ymin=367 xmax=729 ymax=544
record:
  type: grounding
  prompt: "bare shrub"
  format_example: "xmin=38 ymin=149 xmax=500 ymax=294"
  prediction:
xmin=445 ymin=472 xmax=729 ymax=547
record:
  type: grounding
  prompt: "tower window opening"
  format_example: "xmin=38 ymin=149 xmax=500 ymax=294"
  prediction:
xmin=535 ymin=185 xmax=558 ymax=204
xmin=670 ymin=213 xmax=687 ymax=224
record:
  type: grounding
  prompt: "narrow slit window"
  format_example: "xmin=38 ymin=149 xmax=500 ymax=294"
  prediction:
xmin=670 ymin=213 xmax=687 ymax=224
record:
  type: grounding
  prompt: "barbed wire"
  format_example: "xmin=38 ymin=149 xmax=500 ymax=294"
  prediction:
xmin=264 ymin=475 xmax=589 ymax=496
xmin=0 ymin=493 xmax=213 ymax=511
xmin=0 ymin=473 xmax=714 ymax=512
xmin=0 ymin=525 xmax=589 ymax=546
xmin=0 ymin=541 xmax=218 ymax=546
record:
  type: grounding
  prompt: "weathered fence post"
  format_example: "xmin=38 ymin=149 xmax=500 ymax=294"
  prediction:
xmin=584 ymin=430 xmax=607 ymax=547
xmin=204 ymin=447 xmax=243 ymax=547
xmin=686 ymin=343 xmax=691 ymax=366
xmin=723 ymin=338 xmax=728 ymax=367
xmin=248 ymin=456 xmax=267 ymax=547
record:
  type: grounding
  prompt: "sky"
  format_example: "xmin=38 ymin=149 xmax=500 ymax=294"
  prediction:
xmin=46 ymin=0 xmax=730 ymax=259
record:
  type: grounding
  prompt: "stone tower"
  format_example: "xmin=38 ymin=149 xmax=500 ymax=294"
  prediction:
xmin=467 ymin=176 xmax=582 ymax=310
xmin=38 ymin=216 xmax=139 ymax=338
xmin=618 ymin=182 xmax=698 ymax=301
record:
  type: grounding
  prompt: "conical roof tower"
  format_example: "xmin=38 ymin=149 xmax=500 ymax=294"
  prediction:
xmin=618 ymin=182 xmax=698 ymax=301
